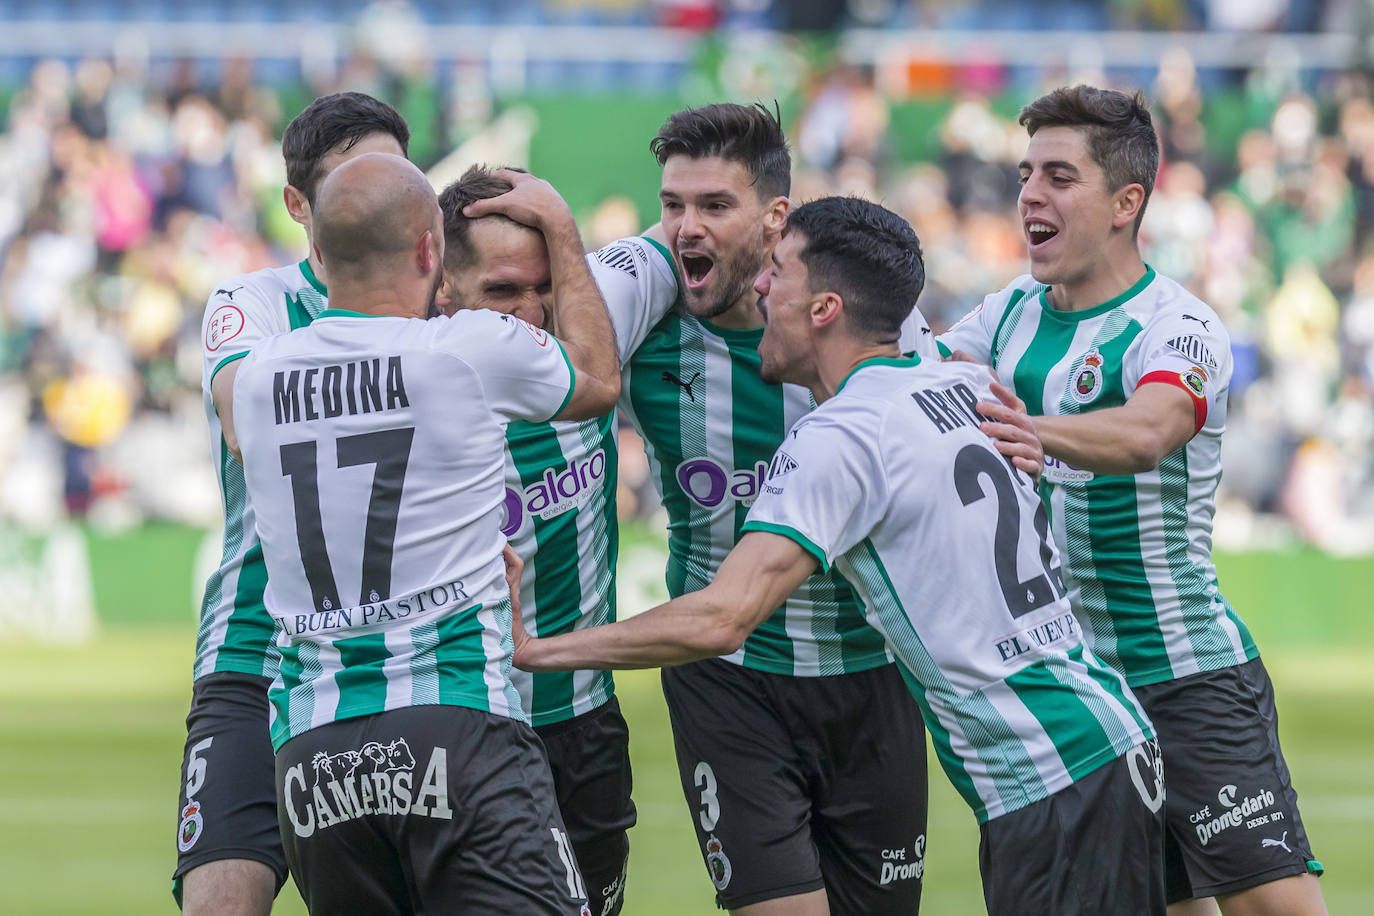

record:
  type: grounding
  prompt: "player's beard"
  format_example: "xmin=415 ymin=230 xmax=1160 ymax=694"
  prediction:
xmin=681 ymin=229 xmax=768 ymax=322
xmin=424 ymin=269 xmax=444 ymax=319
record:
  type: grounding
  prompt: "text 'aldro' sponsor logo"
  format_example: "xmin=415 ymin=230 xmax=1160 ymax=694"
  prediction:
xmin=501 ymin=449 xmax=608 ymax=537
xmin=1190 ymin=784 xmax=1279 ymax=846
xmin=283 ymin=738 xmax=453 ymax=838
xmin=878 ymin=835 xmax=926 ymax=886
xmin=1069 ymin=347 xmax=1105 ymax=405
xmin=1043 ymin=456 xmax=1093 ymax=484
xmin=676 ymin=458 xmax=769 ymax=508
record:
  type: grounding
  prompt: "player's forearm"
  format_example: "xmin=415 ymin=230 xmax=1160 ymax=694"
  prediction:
xmin=544 ymin=216 xmax=620 ymax=409
xmin=1034 ymin=409 xmax=1174 ymax=475
xmin=517 ymin=592 xmax=751 ymax=671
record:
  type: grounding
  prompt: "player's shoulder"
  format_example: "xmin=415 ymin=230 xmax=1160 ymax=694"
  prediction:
xmin=205 ymin=262 xmax=313 ymax=312
xmin=1134 ymin=270 xmax=1229 ymax=342
xmin=946 ymin=273 xmax=1044 ymax=336
xmin=590 ymin=235 xmax=674 ymax=276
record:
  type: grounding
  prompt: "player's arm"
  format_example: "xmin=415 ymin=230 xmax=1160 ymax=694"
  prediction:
xmin=514 ymin=531 xmax=816 ymax=671
xmin=212 ymin=360 xmax=244 ymax=463
xmin=462 ymin=169 xmax=619 ymax=420
xmin=1033 ymin=383 xmax=1197 ymax=475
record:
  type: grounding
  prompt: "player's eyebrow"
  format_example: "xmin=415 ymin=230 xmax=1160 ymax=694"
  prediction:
xmin=1019 ymin=159 xmax=1080 ymax=174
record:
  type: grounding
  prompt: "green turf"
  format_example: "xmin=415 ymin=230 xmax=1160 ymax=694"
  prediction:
xmin=0 ymin=526 xmax=1369 ymax=913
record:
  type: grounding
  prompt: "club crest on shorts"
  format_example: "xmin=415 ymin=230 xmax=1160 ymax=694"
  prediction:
xmin=178 ymin=800 xmax=204 ymax=852
xmin=704 ymin=834 xmax=732 ymax=890
xmin=1069 ymin=348 xmax=1105 ymax=404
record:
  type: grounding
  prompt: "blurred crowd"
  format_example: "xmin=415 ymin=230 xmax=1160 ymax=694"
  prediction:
xmin=2 ymin=24 xmax=1373 ymax=552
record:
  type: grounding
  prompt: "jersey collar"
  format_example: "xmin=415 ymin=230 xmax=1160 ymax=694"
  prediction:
xmin=1039 ymin=265 xmax=1156 ymax=322
xmin=316 ymin=307 xmax=381 ymax=319
xmin=299 ymin=259 xmax=328 ymax=296
xmin=836 ymin=353 xmax=923 ymax=394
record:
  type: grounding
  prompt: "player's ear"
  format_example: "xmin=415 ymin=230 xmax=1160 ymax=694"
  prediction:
xmin=762 ymin=195 xmax=789 ymax=239
xmin=284 ymin=185 xmax=310 ymax=227
xmin=416 ymin=229 xmax=438 ymax=275
xmin=1112 ymin=183 xmax=1146 ymax=231
xmin=434 ymin=270 xmax=455 ymax=315
xmin=811 ymin=291 xmax=843 ymax=330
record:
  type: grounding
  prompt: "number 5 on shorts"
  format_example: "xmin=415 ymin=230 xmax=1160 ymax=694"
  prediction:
xmin=186 ymin=736 xmax=213 ymax=798
xmin=551 ymin=827 xmax=587 ymax=900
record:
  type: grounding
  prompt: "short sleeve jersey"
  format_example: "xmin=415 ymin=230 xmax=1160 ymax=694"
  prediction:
xmin=195 ymin=259 xmax=328 ymax=681
xmin=742 ymin=356 xmax=1153 ymax=823
xmin=938 ymin=268 xmax=1257 ymax=687
xmin=232 ymin=308 xmax=574 ymax=750
xmin=503 ymin=236 xmax=677 ymax=726
xmin=619 ymin=300 xmax=937 ymax=677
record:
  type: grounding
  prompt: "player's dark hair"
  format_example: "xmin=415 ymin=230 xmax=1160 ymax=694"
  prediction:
xmin=436 ymin=164 xmax=530 ymax=270
xmin=650 ymin=102 xmax=790 ymax=200
xmin=1019 ymin=85 xmax=1159 ymax=236
xmin=784 ymin=197 xmax=924 ymax=342
xmin=282 ymin=92 xmax=410 ymax=207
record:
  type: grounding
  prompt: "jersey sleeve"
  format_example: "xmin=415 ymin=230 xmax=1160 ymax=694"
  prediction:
xmin=937 ymin=290 xmax=1009 ymax=365
xmin=588 ymin=236 xmax=680 ymax=364
xmin=438 ymin=310 xmax=575 ymax=423
xmin=1127 ymin=308 xmax=1230 ymax=435
xmin=899 ymin=304 xmax=939 ymax=359
xmin=741 ymin=414 xmax=886 ymax=572
xmin=200 ymin=279 xmax=287 ymax=389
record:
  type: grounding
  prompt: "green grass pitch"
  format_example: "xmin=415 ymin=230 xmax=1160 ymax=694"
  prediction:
xmin=0 ymin=525 xmax=1369 ymax=914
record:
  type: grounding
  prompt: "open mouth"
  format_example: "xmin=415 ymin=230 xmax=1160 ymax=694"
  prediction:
xmin=681 ymin=253 xmax=715 ymax=288
xmin=1027 ymin=222 xmax=1059 ymax=248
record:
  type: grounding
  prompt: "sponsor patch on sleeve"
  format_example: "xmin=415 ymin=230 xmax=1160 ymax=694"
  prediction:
xmin=205 ymin=304 xmax=245 ymax=352
xmin=593 ymin=241 xmax=641 ymax=278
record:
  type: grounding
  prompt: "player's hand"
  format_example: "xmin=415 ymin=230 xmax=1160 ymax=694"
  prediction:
xmin=944 ymin=348 xmax=983 ymax=365
xmin=462 ymin=169 xmax=573 ymax=234
xmin=504 ymin=544 xmax=537 ymax=669
xmin=978 ymin=381 xmax=1044 ymax=483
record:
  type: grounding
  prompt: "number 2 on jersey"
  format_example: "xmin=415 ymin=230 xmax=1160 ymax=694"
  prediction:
xmin=953 ymin=444 xmax=1064 ymax=618
xmin=280 ymin=427 xmax=415 ymax=612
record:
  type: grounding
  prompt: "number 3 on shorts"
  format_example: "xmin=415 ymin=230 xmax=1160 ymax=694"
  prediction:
xmin=186 ymin=736 xmax=213 ymax=798
xmin=694 ymin=761 xmax=720 ymax=832
xmin=551 ymin=827 xmax=587 ymax=900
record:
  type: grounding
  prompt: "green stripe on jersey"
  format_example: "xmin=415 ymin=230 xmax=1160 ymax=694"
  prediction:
xmin=624 ymin=313 xmax=887 ymax=676
xmin=333 ymin=632 xmax=391 ymax=721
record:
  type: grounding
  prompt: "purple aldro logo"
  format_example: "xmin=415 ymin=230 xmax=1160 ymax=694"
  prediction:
xmin=675 ymin=458 xmax=769 ymax=509
xmin=501 ymin=450 xmax=608 ymax=537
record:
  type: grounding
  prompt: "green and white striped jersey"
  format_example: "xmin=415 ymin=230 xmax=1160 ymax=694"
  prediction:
xmin=504 ymin=237 xmax=677 ymax=726
xmin=743 ymin=357 xmax=1153 ymax=823
xmin=939 ymin=268 xmax=1258 ymax=687
xmin=196 ymin=259 xmax=327 ymax=681
xmin=232 ymin=308 xmax=574 ymax=750
xmin=619 ymin=306 xmax=936 ymax=676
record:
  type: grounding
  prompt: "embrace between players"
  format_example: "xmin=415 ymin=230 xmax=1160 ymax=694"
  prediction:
xmin=174 ymin=88 xmax=1327 ymax=916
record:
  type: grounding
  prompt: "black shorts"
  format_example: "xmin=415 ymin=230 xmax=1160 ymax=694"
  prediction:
xmin=276 ymin=704 xmax=589 ymax=915
xmin=980 ymin=740 xmax=1168 ymax=916
xmin=1132 ymin=657 xmax=1322 ymax=902
xmin=171 ymin=672 xmax=288 ymax=905
xmin=661 ymin=658 xmax=928 ymax=914
xmin=536 ymin=696 xmax=636 ymax=916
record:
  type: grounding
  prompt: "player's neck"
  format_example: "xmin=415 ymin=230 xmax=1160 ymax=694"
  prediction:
xmin=1046 ymin=249 xmax=1147 ymax=313
xmin=306 ymin=249 xmax=327 ymax=289
xmin=707 ymin=293 xmax=765 ymax=331
xmin=326 ymin=280 xmax=429 ymax=320
xmin=813 ymin=341 xmax=903 ymax=404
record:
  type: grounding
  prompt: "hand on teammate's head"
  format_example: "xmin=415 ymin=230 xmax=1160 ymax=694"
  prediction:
xmin=461 ymin=169 xmax=572 ymax=233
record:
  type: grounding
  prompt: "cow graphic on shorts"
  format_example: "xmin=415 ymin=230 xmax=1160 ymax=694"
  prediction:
xmin=312 ymin=738 xmax=415 ymax=785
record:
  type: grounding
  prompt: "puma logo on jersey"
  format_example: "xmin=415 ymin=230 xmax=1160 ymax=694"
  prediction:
xmin=1181 ymin=314 xmax=1211 ymax=330
xmin=1262 ymin=831 xmax=1291 ymax=853
xmin=215 ymin=286 xmax=244 ymax=300
xmin=662 ymin=371 xmax=701 ymax=401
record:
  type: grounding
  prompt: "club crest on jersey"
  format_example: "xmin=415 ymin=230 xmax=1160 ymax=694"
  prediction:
xmin=704 ymin=835 xmax=732 ymax=890
xmin=177 ymin=800 xmax=204 ymax=852
xmin=205 ymin=304 xmax=245 ymax=352
xmin=1182 ymin=366 xmax=1207 ymax=399
xmin=1069 ymin=348 xmax=1105 ymax=404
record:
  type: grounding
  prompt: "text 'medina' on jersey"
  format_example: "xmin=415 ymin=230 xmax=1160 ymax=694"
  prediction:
xmin=504 ymin=236 xmax=677 ymax=725
xmin=619 ymin=304 xmax=935 ymax=677
xmin=233 ymin=308 xmax=574 ymax=750
xmin=742 ymin=356 xmax=1154 ymax=823
xmin=196 ymin=259 xmax=327 ymax=681
xmin=938 ymin=269 xmax=1257 ymax=687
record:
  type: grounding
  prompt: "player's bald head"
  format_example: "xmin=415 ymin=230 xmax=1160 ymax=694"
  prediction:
xmin=312 ymin=152 xmax=440 ymax=282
